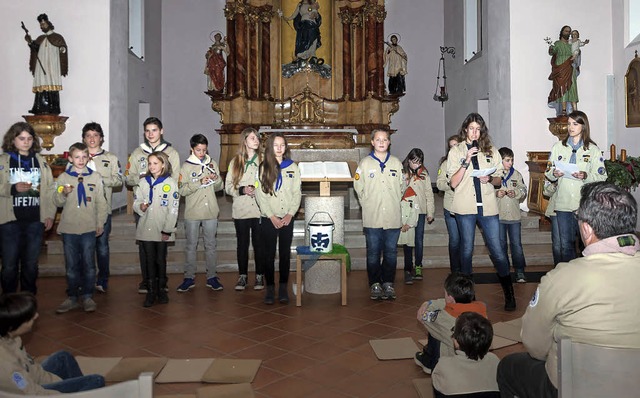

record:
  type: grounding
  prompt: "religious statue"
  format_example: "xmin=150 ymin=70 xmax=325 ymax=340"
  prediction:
xmin=22 ymin=14 xmax=68 ymax=115
xmin=279 ymin=0 xmax=322 ymax=63
xmin=205 ymin=32 xmax=229 ymax=93
xmin=547 ymin=25 xmax=580 ymax=115
xmin=384 ymin=34 xmax=407 ymax=95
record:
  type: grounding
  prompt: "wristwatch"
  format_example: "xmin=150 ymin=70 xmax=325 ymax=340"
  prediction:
xmin=461 ymin=160 xmax=469 ymax=169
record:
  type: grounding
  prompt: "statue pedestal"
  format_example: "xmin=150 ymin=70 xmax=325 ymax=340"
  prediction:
xmin=547 ymin=116 xmax=568 ymax=141
xmin=23 ymin=114 xmax=68 ymax=152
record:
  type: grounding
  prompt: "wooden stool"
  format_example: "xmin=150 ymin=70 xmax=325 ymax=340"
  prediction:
xmin=295 ymin=251 xmax=348 ymax=306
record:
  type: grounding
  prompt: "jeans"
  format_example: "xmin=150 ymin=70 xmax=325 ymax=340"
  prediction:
xmin=443 ymin=209 xmax=461 ymax=273
xmin=556 ymin=211 xmax=578 ymax=263
xmin=234 ymin=218 xmax=262 ymax=275
xmin=96 ymin=214 xmax=112 ymax=284
xmin=62 ymin=232 xmax=96 ymax=299
xmin=184 ymin=219 xmax=218 ymax=279
xmin=134 ymin=212 xmax=147 ymax=282
xmin=499 ymin=222 xmax=526 ymax=272
xmin=456 ymin=213 xmax=509 ymax=277
xmin=364 ymin=227 xmax=401 ymax=285
xmin=549 ymin=216 xmax=561 ymax=265
xmin=403 ymin=214 xmax=426 ymax=270
xmin=41 ymin=351 xmax=105 ymax=393
xmin=497 ymin=352 xmax=558 ymax=398
xmin=259 ymin=217 xmax=294 ymax=286
xmin=140 ymin=241 xmax=168 ymax=289
xmin=0 ymin=220 xmax=44 ymax=294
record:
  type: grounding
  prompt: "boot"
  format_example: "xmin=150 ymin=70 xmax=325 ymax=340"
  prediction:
xmin=498 ymin=274 xmax=516 ymax=312
xmin=157 ymin=278 xmax=169 ymax=304
xmin=278 ymin=283 xmax=289 ymax=304
xmin=264 ymin=285 xmax=275 ymax=305
xmin=143 ymin=280 xmax=156 ymax=308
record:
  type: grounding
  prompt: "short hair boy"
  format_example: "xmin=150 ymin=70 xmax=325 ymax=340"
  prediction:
xmin=431 ymin=312 xmax=500 ymax=397
xmin=415 ymin=273 xmax=487 ymax=374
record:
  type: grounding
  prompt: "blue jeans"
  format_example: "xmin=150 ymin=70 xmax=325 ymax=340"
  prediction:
xmin=456 ymin=213 xmax=509 ymax=276
xmin=96 ymin=215 xmax=112 ymax=284
xmin=443 ymin=209 xmax=461 ymax=273
xmin=549 ymin=215 xmax=562 ymax=265
xmin=62 ymin=232 xmax=96 ymax=299
xmin=41 ymin=351 xmax=104 ymax=393
xmin=403 ymin=214 xmax=426 ymax=270
xmin=0 ymin=220 xmax=44 ymax=294
xmin=556 ymin=211 xmax=578 ymax=263
xmin=184 ymin=219 xmax=218 ymax=279
xmin=499 ymin=222 xmax=526 ymax=272
xmin=364 ymin=227 xmax=401 ymax=285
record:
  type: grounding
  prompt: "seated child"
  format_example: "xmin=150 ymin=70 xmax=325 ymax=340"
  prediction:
xmin=432 ymin=312 xmax=500 ymax=397
xmin=415 ymin=273 xmax=487 ymax=374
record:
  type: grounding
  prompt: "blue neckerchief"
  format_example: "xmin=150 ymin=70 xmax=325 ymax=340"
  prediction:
xmin=65 ymin=168 xmax=93 ymax=207
xmin=145 ymin=175 xmax=169 ymax=204
xmin=8 ymin=152 xmax=35 ymax=170
xmin=502 ymin=168 xmax=515 ymax=187
xmin=369 ymin=151 xmax=390 ymax=173
xmin=568 ymin=139 xmax=583 ymax=164
xmin=276 ymin=158 xmax=294 ymax=192
xmin=245 ymin=153 xmax=258 ymax=172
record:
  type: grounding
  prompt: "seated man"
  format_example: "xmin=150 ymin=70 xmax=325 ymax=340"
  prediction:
xmin=497 ymin=182 xmax=640 ymax=398
xmin=0 ymin=292 xmax=105 ymax=394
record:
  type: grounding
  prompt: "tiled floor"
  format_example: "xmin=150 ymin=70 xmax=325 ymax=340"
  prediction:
xmin=24 ymin=267 xmax=546 ymax=397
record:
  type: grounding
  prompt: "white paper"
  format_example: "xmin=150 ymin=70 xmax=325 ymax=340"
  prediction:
xmin=555 ymin=161 xmax=580 ymax=180
xmin=470 ymin=167 xmax=496 ymax=177
xmin=299 ymin=161 xmax=351 ymax=178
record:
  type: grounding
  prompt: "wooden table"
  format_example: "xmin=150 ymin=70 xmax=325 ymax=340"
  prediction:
xmin=295 ymin=251 xmax=349 ymax=306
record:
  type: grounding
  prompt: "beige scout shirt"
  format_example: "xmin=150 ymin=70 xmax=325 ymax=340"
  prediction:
xmin=0 ymin=337 xmax=60 ymax=395
xmin=398 ymin=191 xmax=419 ymax=246
xmin=224 ymin=156 xmax=261 ymax=220
xmin=521 ymin=235 xmax=640 ymax=388
xmin=88 ymin=150 xmax=123 ymax=214
xmin=255 ymin=161 xmax=301 ymax=218
xmin=432 ymin=351 xmax=500 ymax=395
xmin=133 ymin=176 xmax=180 ymax=241
xmin=125 ymin=143 xmax=181 ymax=188
xmin=544 ymin=141 xmax=607 ymax=212
xmin=436 ymin=162 xmax=455 ymax=212
xmin=178 ymin=155 xmax=223 ymax=221
xmin=54 ymin=168 xmax=108 ymax=235
xmin=0 ymin=153 xmax=56 ymax=225
xmin=354 ymin=154 xmax=403 ymax=229
xmin=446 ymin=143 xmax=503 ymax=216
xmin=496 ymin=168 xmax=527 ymax=222
xmin=407 ymin=166 xmax=435 ymax=218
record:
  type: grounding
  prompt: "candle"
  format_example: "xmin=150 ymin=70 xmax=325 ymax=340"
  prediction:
xmin=610 ymin=144 xmax=616 ymax=161
xmin=621 ymin=149 xmax=627 ymax=162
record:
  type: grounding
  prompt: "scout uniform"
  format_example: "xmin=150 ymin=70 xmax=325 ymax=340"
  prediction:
xmin=432 ymin=351 xmax=500 ymax=396
xmin=407 ymin=166 xmax=435 ymax=220
xmin=436 ymin=161 xmax=455 ymax=213
xmin=496 ymin=168 xmax=527 ymax=222
xmin=125 ymin=141 xmax=180 ymax=188
xmin=179 ymin=154 xmax=223 ymax=221
xmin=398 ymin=186 xmax=419 ymax=246
xmin=54 ymin=167 xmax=108 ymax=234
xmin=0 ymin=337 xmax=60 ymax=395
xmin=255 ymin=161 xmax=301 ymax=219
xmin=225 ymin=156 xmax=261 ymax=220
xmin=133 ymin=176 xmax=180 ymax=241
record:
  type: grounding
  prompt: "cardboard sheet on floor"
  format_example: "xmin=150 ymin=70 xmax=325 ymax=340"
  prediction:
xmin=196 ymin=383 xmax=255 ymax=398
xmin=76 ymin=356 xmax=122 ymax=376
xmin=492 ymin=321 xmax=522 ymax=342
xmin=156 ymin=395 xmax=195 ymax=398
xmin=105 ymin=357 xmax=168 ymax=382
xmin=370 ymin=337 xmax=420 ymax=360
xmin=201 ymin=359 xmax=262 ymax=383
xmin=413 ymin=378 xmax=435 ymax=398
xmin=504 ymin=317 xmax=522 ymax=329
xmin=155 ymin=358 xmax=215 ymax=383
xmin=490 ymin=335 xmax=519 ymax=350
xmin=418 ymin=338 xmax=427 ymax=347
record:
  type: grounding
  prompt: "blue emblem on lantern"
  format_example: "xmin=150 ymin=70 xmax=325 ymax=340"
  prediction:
xmin=311 ymin=232 xmax=330 ymax=251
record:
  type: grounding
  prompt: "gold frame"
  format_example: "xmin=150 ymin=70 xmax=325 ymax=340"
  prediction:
xmin=625 ymin=51 xmax=640 ymax=127
xmin=280 ymin=0 xmax=333 ymax=66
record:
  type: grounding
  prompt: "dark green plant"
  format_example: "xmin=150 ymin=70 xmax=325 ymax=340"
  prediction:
xmin=605 ymin=156 xmax=640 ymax=191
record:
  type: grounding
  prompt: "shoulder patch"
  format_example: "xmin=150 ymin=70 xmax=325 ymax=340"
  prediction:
xmin=12 ymin=372 xmax=27 ymax=390
xmin=173 ymin=191 xmax=179 ymax=199
xmin=354 ymin=173 xmax=360 ymax=181
xmin=598 ymin=166 xmax=606 ymax=175
xmin=162 ymin=184 xmax=171 ymax=192
xmin=529 ymin=287 xmax=540 ymax=308
xmin=57 ymin=185 xmax=64 ymax=193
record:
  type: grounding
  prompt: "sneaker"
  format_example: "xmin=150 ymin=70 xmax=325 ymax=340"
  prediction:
xmin=56 ymin=298 xmax=79 ymax=314
xmin=414 ymin=266 xmax=423 ymax=280
xmin=95 ymin=280 xmax=108 ymax=293
xmin=414 ymin=351 xmax=433 ymax=375
xmin=382 ymin=282 xmax=396 ymax=300
xmin=176 ymin=278 xmax=195 ymax=292
xmin=254 ymin=274 xmax=265 ymax=290
xmin=404 ymin=271 xmax=414 ymax=285
xmin=516 ymin=272 xmax=527 ymax=283
xmin=235 ymin=275 xmax=248 ymax=291
xmin=83 ymin=298 xmax=97 ymax=312
xmin=370 ymin=282 xmax=383 ymax=300
xmin=206 ymin=276 xmax=224 ymax=291
xmin=137 ymin=280 xmax=148 ymax=294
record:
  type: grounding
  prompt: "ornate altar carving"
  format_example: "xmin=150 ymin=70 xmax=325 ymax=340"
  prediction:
xmin=23 ymin=114 xmax=68 ymax=152
xmin=208 ymin=0 xmax=400 ymax=172
xmin=526 ymin=151 xmax=551 ymax=218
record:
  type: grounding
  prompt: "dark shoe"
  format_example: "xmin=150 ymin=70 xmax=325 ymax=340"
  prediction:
xmin=143 ymin=292 xmax=155 ymax=307
xmin=414 ymin=266 xmax=423 ymax=280
xmin=370 ymin=282 xmax=383 ymax=300
xmin=404 ymin=271 xmax=414 ymax=285
xmin=138 ymin=280 xmax=148 ymax=294
xmin=206 ymin=276 xmax=224 ymax=291
xmin=499 ymin=274 xmax=517 ymax=311
xmin=254 ymin=274 xmax=265 ymax=290
xmin=414 ymin=351 xmax=433 ymax=375
xmin=235 ymin=275 xmax=248 ymax=291
xmin=176 ymin=278 xmax=195 ymax=292
xmin=278 ymin=283 xmax=289 ymax=304
xmin=516 ymin=271 xmax=527 ymax=283
xmin=157 ymin=289 xmax=169 ymax=304
xmin=382 ymin=282 xmax=396 ymax=300
xmin=264 ymin=285 xmax=275 ymax=305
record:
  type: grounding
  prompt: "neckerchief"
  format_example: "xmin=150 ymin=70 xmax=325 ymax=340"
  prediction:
xmin=411 ymin=165 xmax=428 ymax=182
xmin=276 ymin=159 xmax=294 ymax=192
xmin=186 ymin=154 xmax=215 ymax=175
xmin=140 ymin=139 xmax=170 ymax=154
xmin=568 ymin=138 xmax=583 ymax=164
xmin=87 ymin=150 xmax=104 ymax=171
xmin=8 ymin=152 xmax=35 ymax=170
xmin=369 ymin=151 xmax=390 ymax=173
xmin=502 ymin=168 xmax=515 ymax=187
xmin=144 ymin=175 xmax=169 ymax=204
xmin=245 ymin=153 xmax=258 ymax=172
xmin=65 ymin=167 xmax=93 ymax=207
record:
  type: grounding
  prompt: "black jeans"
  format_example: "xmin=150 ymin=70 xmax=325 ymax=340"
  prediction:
xmin=0 ymin=220 xmax=44 ymax=294
xmin=234 ymin=218 xmax=262 ymax=275
xmin=139 ymin=241 xmax=168 ymax=289
xmin=259 ymin=217 xmax=294 ymax=286
xmin=497 ymin=352 xmax=558 ymax=398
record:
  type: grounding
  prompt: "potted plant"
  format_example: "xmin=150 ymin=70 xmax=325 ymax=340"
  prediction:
xmin=604 ymin=156 xmax=640 ymax=191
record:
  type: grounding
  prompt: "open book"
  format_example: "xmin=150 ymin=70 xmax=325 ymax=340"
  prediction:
xmin=298 ymin=161 xmax=352 ymax=179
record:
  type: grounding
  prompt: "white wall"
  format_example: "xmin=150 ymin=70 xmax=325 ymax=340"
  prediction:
xmin=0 ymin=1 xmax=110 ymax=155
